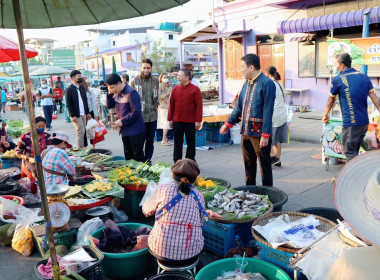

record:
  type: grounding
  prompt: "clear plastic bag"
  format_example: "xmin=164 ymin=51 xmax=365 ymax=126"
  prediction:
xmin=139 ymin=181 xmax=158 ymax=206
xmin=76 ymin=218 xmax=104 ymax=246
xmin=110 ymin=205 xmax=128 ymax=223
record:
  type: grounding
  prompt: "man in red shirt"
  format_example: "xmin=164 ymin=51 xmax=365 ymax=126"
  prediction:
xmin=168 ymin=69 xmax=203 ymax=163
xmin=52 ymin=82 xmax=64 ymax=113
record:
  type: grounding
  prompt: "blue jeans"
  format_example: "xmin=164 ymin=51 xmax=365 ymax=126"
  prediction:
xmin=144 ymin=120 xmax=157 ymax=161
xmin=43 ymin=105 xmax=54 ymax=128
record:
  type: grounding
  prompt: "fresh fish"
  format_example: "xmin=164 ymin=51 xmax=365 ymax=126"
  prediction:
xmin=214 ymin=193 xmax=223 ymax=202
xmin=237 ymin=212 xmax=246 ymax=218
xmin=220 ymin=189 xmax=228 ymax=195
xmin=218 ymin=202 xmax=227 ymax=209
xmin=223 ymin=196 xmax=230 ymax=203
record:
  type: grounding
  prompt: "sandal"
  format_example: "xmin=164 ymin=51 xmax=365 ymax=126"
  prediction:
xmin=161 ymin=140 xmax=171 ymax=146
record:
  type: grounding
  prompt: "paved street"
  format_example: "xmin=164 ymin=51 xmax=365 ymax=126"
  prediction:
xmin=0 ymin=109 xmax=343 ymax=280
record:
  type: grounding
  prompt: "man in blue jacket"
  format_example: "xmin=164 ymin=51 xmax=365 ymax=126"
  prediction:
xmin=220 ymin=54 xmax=276 ymax=186
xmin=106 ymin=74 xmax=145 ymax=162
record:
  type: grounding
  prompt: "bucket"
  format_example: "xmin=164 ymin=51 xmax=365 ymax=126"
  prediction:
xmin=230 ymin=124 xmax=241 ymax=144
xmin=89 ymin=222 xmax=153 ymax=279
xmin=232 ymin=186 xmax=288 ymax=212
xmin=195 ymin=258 xmax=291 ymax=280
xmin=90 ymin=149 xmax=112 ymax=155
xmin=1 ymin=195 xmax=25 ymax=206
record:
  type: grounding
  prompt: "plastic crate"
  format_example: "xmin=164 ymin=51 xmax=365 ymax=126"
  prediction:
xmin=120 ymin=189 xmax=145 ymax=219
xmin=2 ymin=158 xmax=22 ymax=169
xmin=34 ymin=245 xmax=103 ymax=280
xmin=33 ymin=228 xmax=77 ymax=257
xmin=206 ymin=127 xmax=231 ymax=143
xmin=202 ymin=220 xmax=235 ymax=257
xmin=154 ymin=129 xmax=174 ymax=142
xmin=205 ymin=122 xmax=224 ymax=129
xmin=202 ymin=221 xmax=254 ymax=257
xmin=184 ymin=130 xmax=207 ymax=147
xmin=257 ymin=242 xmax=306 ymax=280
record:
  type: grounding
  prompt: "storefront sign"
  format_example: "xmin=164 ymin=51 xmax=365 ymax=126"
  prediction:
xmin=327 ymin=37 xmax=380 ymax=66
xmin=52 ymin=49 xmax=76 ymax=69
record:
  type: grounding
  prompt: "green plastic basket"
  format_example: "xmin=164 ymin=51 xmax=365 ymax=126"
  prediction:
xmin=33 ymin=228 xmax=77 ymax=257
xmin=196 ymin=258 xmax=291 ymax=280
xmin=88 ymin=222 xmax=153 ymax=279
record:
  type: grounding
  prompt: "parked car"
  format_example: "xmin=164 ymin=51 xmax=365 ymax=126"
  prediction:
xmin=199 ymin=73 xmax=219 ymax=93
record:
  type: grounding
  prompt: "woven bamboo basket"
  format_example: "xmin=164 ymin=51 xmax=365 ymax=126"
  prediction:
xmin=252 ymin=211 xmax=336 ymax=253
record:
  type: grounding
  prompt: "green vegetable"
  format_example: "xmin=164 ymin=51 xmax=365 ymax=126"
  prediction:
xmin=12 ymin=198 xmax=20 ymax=205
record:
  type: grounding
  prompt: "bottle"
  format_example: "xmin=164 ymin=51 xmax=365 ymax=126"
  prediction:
xmin=233 ymin=234 xmax=243 ymax=249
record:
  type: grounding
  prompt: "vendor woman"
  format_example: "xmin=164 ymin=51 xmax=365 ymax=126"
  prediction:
xmin=42 ymin=131 xmax=76 ymax=186
xmin=142 ymin=159 xmax=208 ymax=261
xmin=15 ymin=116 xmax=51 ymax=179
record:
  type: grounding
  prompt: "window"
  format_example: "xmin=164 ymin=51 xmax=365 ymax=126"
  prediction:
xmin=112 ymin=41 xmax=116 ymax=46
xmin=298 ymin=42 xmax=316 ymax=78
xmin=126 ymin=53 xmax=132 ymax=62
xmin=168 ymin=34 xmax=174 ymax=40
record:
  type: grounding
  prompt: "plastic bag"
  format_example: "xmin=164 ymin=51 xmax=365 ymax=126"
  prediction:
xmin=86 ymin=118 xmax=98 ymax=130
xmin=76 ymin=217 xmax=104 ymax=246
xmin=110 ymin=205 xmax=128 ymax=223
xmin=139 ymin=181 xmax=158 ymax=206
xmin=95 ymin=122 xmax=107 ymax=138
xmin=19 ymin=177 xmax=31 ymax=193
xmin=0 ymin=196 xmax=41 ymax=224
xmin=12 ymin=224 xmax=34 ymax=256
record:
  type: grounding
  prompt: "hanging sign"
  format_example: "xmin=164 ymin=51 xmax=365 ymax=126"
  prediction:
xmin=327 ymin=37 xmax=380 ymax=66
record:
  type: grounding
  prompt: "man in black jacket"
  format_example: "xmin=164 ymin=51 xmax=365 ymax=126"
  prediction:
xmin=65 ymin=70 xmax=91 ymax=148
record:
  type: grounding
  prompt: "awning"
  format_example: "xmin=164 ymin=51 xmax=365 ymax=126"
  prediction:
xmin=290 ymin=35 xmax=316 ymax=42
xmin=193 ymin=30 xmax=249 ymax=42
xmin=277 ymin=6 xmax=380 ymax=34
xmin=178 ymin=20 xmax=218 ymax=42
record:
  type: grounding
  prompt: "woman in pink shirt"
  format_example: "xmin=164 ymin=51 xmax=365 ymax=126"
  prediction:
xmin=142 ymin=159 xmax=208 ymax=261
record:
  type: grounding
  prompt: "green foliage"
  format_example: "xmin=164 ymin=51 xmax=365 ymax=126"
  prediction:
xmin=136 ymin=37 xmax=176 ymax=74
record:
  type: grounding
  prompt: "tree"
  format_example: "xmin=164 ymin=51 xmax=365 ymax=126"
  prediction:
xmin=136 ymin=37 xmax=176 ymax=74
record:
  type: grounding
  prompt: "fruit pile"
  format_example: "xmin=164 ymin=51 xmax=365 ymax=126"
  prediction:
xmin=196 ymin=176 xmax=217 ymax=188
xmin=108 ymin=166 xmax=148 ymax=187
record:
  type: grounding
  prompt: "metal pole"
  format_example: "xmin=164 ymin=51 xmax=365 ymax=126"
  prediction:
xmin=12 ymin=1 xmax=61 ymax=279
xmin=361 ymin=11 xmax=370 ymax=74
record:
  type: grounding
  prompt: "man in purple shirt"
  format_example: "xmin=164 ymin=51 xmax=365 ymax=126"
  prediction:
xmin=106 ymin=74 xmax=145 ymax=162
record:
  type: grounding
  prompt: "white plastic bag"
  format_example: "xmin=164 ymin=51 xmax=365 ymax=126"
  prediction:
xmin=86 ymin=118 xmax=98 ymax=130
xmin=0 ymin=196 xmax=41 ymax=224
xmin=76 ymin=217 xmax=104 ymax=246
xmin=139 ymin=181 xmax=158 ymax=206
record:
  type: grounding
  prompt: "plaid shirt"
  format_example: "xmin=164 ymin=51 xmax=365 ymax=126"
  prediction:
xmin=142 ymin=183 xmax=205 ymax=260
xmin=16 ymin=131 xmax=51 ymax=165
xmin=42 ymin=146 xmax=76 ymax=186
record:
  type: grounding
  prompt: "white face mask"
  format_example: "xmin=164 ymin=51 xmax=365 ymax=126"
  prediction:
xmin=162 ymin=78 xmax=168 ymax=83
xmin=42 ymin=84 xmax=47 ymax=89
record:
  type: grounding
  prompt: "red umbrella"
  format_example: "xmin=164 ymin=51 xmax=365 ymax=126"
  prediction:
xmin=0 ymin=34 xmax=38 ymax=62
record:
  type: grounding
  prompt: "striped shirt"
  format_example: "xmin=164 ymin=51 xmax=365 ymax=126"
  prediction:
xmin=142 ymin=183 xmax=205 ymax=260
xmin=16 ymin=132 xmax=51 ymax=165
xmin=42 ymin=146 xmax=76 ymax=186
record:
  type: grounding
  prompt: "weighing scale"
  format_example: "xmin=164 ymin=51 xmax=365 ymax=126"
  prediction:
xmin=46 ymin=184 xmax=71 ymax=232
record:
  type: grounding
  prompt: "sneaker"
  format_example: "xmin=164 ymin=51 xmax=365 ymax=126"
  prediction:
xmin=271 ymin=156 xmax=279 ymax=164
xmin=273 ymin=161 xmax=281 ymax=167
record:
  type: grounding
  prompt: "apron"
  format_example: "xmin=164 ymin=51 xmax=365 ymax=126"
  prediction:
xmin=155 ymin=185 xmax=209 ymax=252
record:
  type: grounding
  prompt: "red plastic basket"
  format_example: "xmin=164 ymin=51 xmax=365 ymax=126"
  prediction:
xmin=68 ymin=196 xmax=112 ymax=211
xmin=121 ymin=184 xmax=147 ymax=191
xmin=1 ymin=195 xmax=25 ymax=206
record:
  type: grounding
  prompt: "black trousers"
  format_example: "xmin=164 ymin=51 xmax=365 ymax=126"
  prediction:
xmin=241 ymin=135 xmax=273 ymax=187
xmin=341 ymin=124 xmax=368 ymax=162
xmin=122 ymin=131 xmax=145 ymax=162
xmin=173 ymin=122 xmax=195 ymax=163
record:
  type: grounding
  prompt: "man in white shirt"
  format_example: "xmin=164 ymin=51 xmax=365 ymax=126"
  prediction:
xmin=38 ymin=79 xmax=54 ymax=131
xmin=65 ymin=70 xmax=91 ymax=148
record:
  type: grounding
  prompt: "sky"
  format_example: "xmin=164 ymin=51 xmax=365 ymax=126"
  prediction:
xmin=0 ymin=0 xmax=210 ymax=46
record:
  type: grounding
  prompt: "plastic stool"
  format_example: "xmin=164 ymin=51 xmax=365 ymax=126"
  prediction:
xmin=157 ymin=256 xmax=199 ymax=277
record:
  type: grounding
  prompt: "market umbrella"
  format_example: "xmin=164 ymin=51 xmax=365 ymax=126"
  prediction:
xmin=29 ymin=65 xmax=70 ymax=86
xmin=112 ymin=56 xmax=117 ymax=74
xmin=7 ymin=1 xmax=190 ymax=279
xmin=0 ymin=34 xmax=37 ymax=62
xmin=102 ymin=57 xmax=106 ymax=81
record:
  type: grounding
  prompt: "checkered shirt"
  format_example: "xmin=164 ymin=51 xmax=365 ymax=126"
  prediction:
xmin=42 ymin=146 xmax=75 ymax=186
xmin=142 ymin=183 xmax=205 ymax=260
